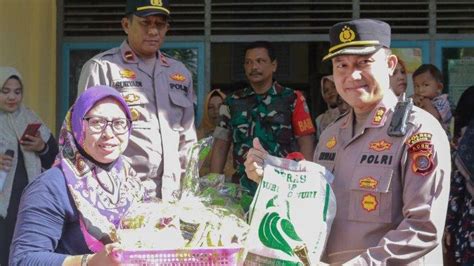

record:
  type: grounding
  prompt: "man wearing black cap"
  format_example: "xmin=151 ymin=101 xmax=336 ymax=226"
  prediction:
xmin=244 ymin=19 xmax=451 ymax=264
xmin=78 ymin=0 xmax=196 ymax=201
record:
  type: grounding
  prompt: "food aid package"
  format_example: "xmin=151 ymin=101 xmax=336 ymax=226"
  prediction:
xmin=245 ymin=155 xmax=336 ymax=265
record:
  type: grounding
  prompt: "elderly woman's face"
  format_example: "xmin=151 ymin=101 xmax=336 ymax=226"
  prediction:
xmin=82 ymin=98 xmax=130 ymax=164
xmin=0 ymin=78 xmax=23 ymax=113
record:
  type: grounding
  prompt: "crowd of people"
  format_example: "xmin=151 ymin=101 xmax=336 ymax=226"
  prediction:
xmin=1 ymin=0 xmax=473 ymax=265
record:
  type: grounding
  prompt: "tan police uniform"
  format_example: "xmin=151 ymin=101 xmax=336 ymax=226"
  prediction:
xmin=78 ymin=41 xmax=197 ymax=201
xmin=314 ymin=90 xmax=451 ymax=265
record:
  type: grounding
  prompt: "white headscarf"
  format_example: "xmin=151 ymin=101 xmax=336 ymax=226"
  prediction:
xmin=0 ymin=66 xmax=51 ymax=218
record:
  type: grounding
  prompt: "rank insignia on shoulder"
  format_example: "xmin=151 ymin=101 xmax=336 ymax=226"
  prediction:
xmin=372 ymin=107 xmax=386 ymax=125
xmin=362 ymin=194 xmax=378 ymax=212
xmin=124 ymin=51 xmax=134 ymax=61
xmin=326 ymin=136 xmax=337 ymax=149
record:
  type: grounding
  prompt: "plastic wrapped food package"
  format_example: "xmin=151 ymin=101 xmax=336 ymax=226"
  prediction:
xmin=116 ymin=199 xmax=249 ymax=250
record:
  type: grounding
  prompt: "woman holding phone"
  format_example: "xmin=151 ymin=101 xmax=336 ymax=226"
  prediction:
xmin=0 ymin=66 xmax=58 ymax=265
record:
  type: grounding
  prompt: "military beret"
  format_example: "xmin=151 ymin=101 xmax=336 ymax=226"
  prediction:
xmin=126 ymin=0 xmax=170 ymax=18
xmin=323 ymin=19 xmax=391 ymax=61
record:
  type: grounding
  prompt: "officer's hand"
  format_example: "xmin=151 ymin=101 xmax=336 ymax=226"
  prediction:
xmin=0 ymin=153 xmax=13 ymax=171
xmin=20 ymin=132 xmax=45 ymax=152
xmin=244 ymin=138 xmax=268 ymax=184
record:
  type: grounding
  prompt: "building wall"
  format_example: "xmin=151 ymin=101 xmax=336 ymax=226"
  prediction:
xmin=0 ymin=0 xmax=57 ymax=132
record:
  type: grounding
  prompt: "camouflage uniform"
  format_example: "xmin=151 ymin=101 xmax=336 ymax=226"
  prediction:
xmin=214 ymin=82 xmax=315 ymax=194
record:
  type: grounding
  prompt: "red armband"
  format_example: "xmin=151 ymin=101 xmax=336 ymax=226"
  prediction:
xmin=292 ymin=90 xmax=316 ymax=136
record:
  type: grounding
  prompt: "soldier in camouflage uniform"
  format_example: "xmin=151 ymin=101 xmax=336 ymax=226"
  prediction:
xmin=211 ymin=41 xmax=315 ymax=195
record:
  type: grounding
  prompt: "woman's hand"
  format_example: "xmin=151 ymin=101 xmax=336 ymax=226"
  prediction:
xmin=20 ymin=132 xmax=45 ymax=152
xmin=244 ymin=138 xmax=268 ymax=184
xmin=0 ymin=153 xmax=13 ymax=171
xmin=87 ymin=243 xmax=122 ymax=266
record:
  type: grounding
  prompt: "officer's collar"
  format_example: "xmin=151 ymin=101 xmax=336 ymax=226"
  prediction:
xmin=120 ymin=40 xmax=169 ymax=67
xmin=341 ymin=89 xmax=398 ymax=130
xmin=242 ymin=81 xmax=283 ymax=97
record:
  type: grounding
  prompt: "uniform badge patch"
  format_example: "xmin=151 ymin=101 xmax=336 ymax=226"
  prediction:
xmin=130 ymin=108 xmax=140 ymax=122
xmin=123 ymin=93 xmax=140 ymax=104
xmin=369 ymin=140 xmax=392 ymax=152
xmin=326 ymin=136 xmax=337 ymax=149
xmin=362 ymin=194 xmax=378 ymax=212
xmin=407 ymin=132 xmax=432 ymax=146
xmin=339 ymin=25 xmax=356 ymax=43
xmin=372 ymin=107 xmax=386 ymax=125
xmin=407 ymin=132 xmax=434 ymax=176
xmin=359 ymin=176 xmax=378 ymax=190
xmin=120 ymin=69 xmax=136 ymax=79
xmin=170 ymin=73 xmax=186 ymax=82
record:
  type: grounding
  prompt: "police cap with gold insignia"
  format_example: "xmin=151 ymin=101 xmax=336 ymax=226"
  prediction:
xmin=126 ymin=0 xmax=170 ymax=18
xmin=323 ymin=19 xmax=391 ymax=61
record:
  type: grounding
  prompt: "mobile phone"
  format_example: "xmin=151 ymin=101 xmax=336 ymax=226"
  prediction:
xmin=21 ymin=123 xmax=42 ymax=141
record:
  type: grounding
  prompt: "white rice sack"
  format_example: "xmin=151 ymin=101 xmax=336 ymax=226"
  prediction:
xmin=245 ymin=155 xmax=336 ymax=265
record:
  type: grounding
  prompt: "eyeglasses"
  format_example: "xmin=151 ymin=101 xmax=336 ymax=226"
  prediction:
xmin=83 ymin=116 xmax=131 ymax=135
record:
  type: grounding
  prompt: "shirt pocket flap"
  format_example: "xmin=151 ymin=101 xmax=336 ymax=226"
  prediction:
xmin=169 ymin=90 xmax=193 ymax=108
xmin=350 ymin=168 xmax=393 ymax=193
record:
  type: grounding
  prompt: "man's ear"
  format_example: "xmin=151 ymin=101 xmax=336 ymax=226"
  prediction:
xmin=387 ymin=54 xmax=398 ymax=76
xmin=121 ymin=17 xmax=130 ymax=34
xmin=272 ymin=59 xmax=278 ymax=73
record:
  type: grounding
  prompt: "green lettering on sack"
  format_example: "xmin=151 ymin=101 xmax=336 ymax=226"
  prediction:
xmin=262 ymin=180 xmax=279 ymax=192
xmin=297 ymin=191 xmax=317 ymax=199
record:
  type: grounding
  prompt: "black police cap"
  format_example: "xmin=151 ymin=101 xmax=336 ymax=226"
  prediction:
xmin=126 ymin=0 xmax=170 ymax=18
xmin=323 ymin=19 xmax=391 ymax=61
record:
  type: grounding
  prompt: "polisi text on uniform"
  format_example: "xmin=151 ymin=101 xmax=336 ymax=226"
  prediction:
xmin=170 ymin=83 xmax=189 ymax=95
xmin=360 ymin=154 xmax=393 ymax=165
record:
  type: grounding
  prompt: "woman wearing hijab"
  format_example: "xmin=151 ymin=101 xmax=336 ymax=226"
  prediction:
xmin=315 ymin=75 xmax=341 ymax=140
xmin=0 ymin=66 xmax=58 ymax=265
xmin=197 ymin=89 xmax=226 ymax=139
xmin=197 ymin=89 xmax=234 ymax=180
xmin=389 ymin=57 xmax=408 ymax=97
xmin=10 ymin=86 xmax=145 ymax=265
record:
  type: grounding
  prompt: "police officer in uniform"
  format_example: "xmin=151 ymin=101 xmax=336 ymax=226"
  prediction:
xmin=78 ymin=0 xmax=196 ymax=200
xmin=245 ymin=19 xmax=451 ymax=264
